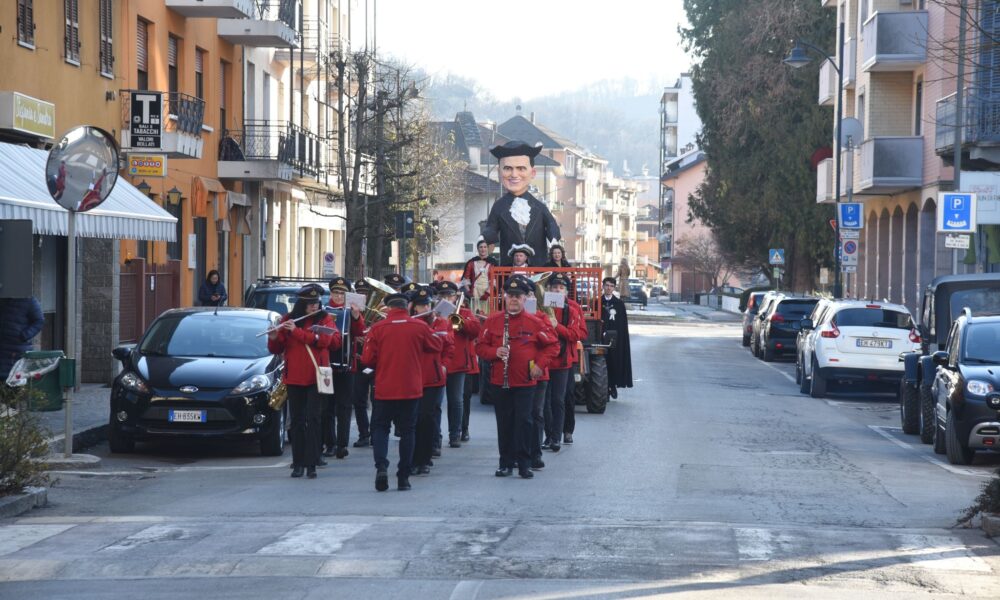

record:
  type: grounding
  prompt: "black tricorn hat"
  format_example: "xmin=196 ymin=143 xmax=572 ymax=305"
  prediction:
xmin=489 ymin=140 xmax=543 ymax=161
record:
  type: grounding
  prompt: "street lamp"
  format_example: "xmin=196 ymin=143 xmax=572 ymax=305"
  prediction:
xmin=785 ymin=21 xmax=845 ymax=298
xmin=135 ymin=179 xmax=152 ymax=197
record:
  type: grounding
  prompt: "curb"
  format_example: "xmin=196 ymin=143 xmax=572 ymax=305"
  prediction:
xmin=0 ymin=486 xmax=47 ymax=519
xmin=983 ymin=513 xmax=1000 ymax=538
xmin=46 ymin=423 xmax=108 ymax=455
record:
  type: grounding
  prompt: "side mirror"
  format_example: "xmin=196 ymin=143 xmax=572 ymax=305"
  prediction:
xmin=791 ymin=321 xmax=801 ymax=331
xmin=111 ymin=345 xmax=135 ymax=362
xmin=932 ymin=351 xmax=949 ymax=367
xmin=800 ymin=319 xmax=814 ymax=331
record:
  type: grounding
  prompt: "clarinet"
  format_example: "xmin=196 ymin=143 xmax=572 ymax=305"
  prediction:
xmin=502 ymin=311 xmax=510 ymax=389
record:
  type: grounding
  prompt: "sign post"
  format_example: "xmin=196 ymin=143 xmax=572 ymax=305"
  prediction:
xmin=769 ymin=249 xmax=785 ymax=291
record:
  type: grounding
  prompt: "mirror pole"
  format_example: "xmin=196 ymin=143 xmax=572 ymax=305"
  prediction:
xmin=64 ymin=210 xmax=76 ymax=458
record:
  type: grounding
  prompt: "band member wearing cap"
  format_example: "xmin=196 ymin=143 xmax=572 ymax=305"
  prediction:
xmin=384 ymin=273 xmax=408 ymax=291
xmin=267 ymin=284 xmax=341 ymax=479
xmin=476 ymin=275 xmax=559 ymax=479
xmin=541 ymin=274 xmax=588 ymax=452
xmin=601 ymin=277 xmax=633 ymax=401
xmin=322 ymin=277 xmax=366 ymax=459
xmin=461 ymin=240 xmax=497 ymax=316
xmin=361 ymin=292 xmax=444 ymax=491
xmin=436 ymin=281 xmax=481 ymax=448
xmin=524 ymin=276 xmax=555 ymax=471
xmin=480 ymin=140 xmax=561 ymax=267
xmin=410 ymin=286 xmax=455 ymax=475
xmin=351 ymin=278 xmax=374 ymax=446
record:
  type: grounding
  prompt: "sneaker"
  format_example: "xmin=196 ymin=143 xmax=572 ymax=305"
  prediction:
xmin=449 ymin=438 xmax=461 ymax=448
xmin=550 ymin=443 xmax=561 ymax=453
xmin=541 ymin=438 xmax=552 ymax=450
xmin=375 ymin=468 xmax=389 ymax=492
xmin=353 ymin=435 xmax=371 ymax=448
xmin=563 ymin=433 xmax=574 ymax=445
xmin=335 ymin=447 xmax=349 ymax=459
xmin=397 ymin=476 xmax=412 ymax=491
xmin=461 ymin=430 xmax=470 ymax=442
xmin=306 ymin=467 xmax=317 ymax=479
xmin=531 ymin=458 xmax=545 ymax=470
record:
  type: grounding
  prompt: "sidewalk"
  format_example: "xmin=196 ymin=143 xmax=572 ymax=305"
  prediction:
xmin=629 ymin=299 xmax=741 ymax=324
xmin=31 ymin=383 xmax=109 ymax=453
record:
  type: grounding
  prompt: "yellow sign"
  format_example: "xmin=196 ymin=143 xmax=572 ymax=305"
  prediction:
xmin=128 ymin=154 xmax=167 ymax=177
xmin=0 ymin=92 xmax=55 ymax=138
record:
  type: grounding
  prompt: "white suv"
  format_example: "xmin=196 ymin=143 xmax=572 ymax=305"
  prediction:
xmin=797 ymin=300 xmax=920 ymax=398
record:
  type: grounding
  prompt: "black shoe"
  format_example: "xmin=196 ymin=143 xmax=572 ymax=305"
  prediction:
xmin=427 ymin=459 xmax=434 ymax=467
xmin=550 ymin=443 xmax=561 ymax=453
xmin=431 ymin=446 xmax=442 ymax=458
xmin=306 ymin=467 xmax=317 ymax=479
xmin=335 ymin=447 xmax=349 ymax=459
xmin=461 ymin=430 xmax=470 ymax=442
xmin=541 ymin=439 xmax=552 ymax=450
xmin=375 ymin=468 xmax=389 ymax=491
xmin=449 ymin=438 xmax=461 ymax=448
xmin=531 ymin=458 xmax=545 ymax=470
xmin=322 ymin=448 xmax=336 ymax=457
xmin=409 ymin=466 xmax=419 ymax=476
xmin=518 ymin=468 xmax=534 ymax=479
xmin=397 ymin=476 xmax=411 ymax=491
xmin=495 ymin=467 xmax=513 ymax=477
xmin=563 ymin=433 xmax=574 ymax=445
xmin=353 ymin=435 xmax=371 ymax=448
xmin=317 ymin=458 xmax=328 ymax=467
xmin=609 ymin=386 xmax=618 ymax=399
xmin=416 ymin=465 xmax=431 ymax=475
xmin=291 ymin=466 xmax=304 ymax=478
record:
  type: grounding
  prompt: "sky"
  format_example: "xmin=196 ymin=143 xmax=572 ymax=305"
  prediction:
xmin=356 ymin=0 xmax=693 ymax=100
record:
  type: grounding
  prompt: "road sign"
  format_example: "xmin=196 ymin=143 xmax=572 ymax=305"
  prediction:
xmin=839 ymin=229 xmax=860 ymax=240
xmin=937 ymin=192 xmax=977 ymax=233
xmin=838 ymin=203 xmax=863 ymax=229
xmin=819 ymin=268 xmax=829 ymax=285
xmin=129 ymin=91 xmax=162 ymax=149
xmin=842 ymin=239 xmax=858 ymax=266
xmin=841 ymin=265 xmax=857 ymax=273
xmin=768 ymin=248 xmax=785 ymax=265
xmin=829 ymin=219 xmax=837 ymax=232
xmin=945 ymin=234 xmax=971 ymax=249
xmin=321 ymin=251 xmax=336 ymax=278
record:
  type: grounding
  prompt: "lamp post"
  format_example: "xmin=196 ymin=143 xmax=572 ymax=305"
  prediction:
xmin=785 ymin=21 xmax=845 ymax=298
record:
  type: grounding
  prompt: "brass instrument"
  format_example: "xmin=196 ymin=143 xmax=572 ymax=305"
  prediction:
xmin=268 ymin=382 xmax=288 ymax=410
xmin=449 ymin=293 xmax=466 ymax=332
xmin=361 ymin=277 xmax=395 ymax=324
xmin=529 ymin=271 xmax=556 ymax=322
xmin=502 ymin=311 xmax=510 ymax=389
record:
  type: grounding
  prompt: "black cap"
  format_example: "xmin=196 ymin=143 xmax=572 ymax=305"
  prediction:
xmin=297 ymin=283 xmax=325 ymax=301
xmin=490 ymin=140 xmax=543 ymax=161
xmin=436 ymin=280 xmax=459 ymax=294
xmin=400 ymin=281 xmax=420 ymax=295
xmin=384 ymin=273 xmax=406 ymax=289
xmin=355 ymin=278 xmax=372 ymax=293
xmin=409 ymin=286 xmax=434 ymax=306
xmin=602 ymin=277 xmax=617 ymax=285
xmin=547 ymin=274 xmax=571 ymax=288
xmin=329 ymin=276 xmax=351 ymax=292
xmin=384 ymin=292 xmax=409 ymax=306
xmin=503 ymin=276 xmax=531 ymax=295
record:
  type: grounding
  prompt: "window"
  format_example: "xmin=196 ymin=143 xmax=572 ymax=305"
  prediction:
xmin=64 ymin=0 xmax=80 ymax=64
xmin=194 ymin=49 xmax=205 ymax=99
xmin=137 ymin=19 xmax=149 ymax=90
xmin=914 ymin=79 xmax=923 ymax=136
xmin=17 ymin=0 xmax=34 ymax=47
xmin=168 ymin=36 xmax=179 ymax=94
xmin=858 ymin=0 xmax=868 ymax=39
xmin=219 ymin=61 xmax=228 ymax=134
xmin=99 ymin=0 xmax=113 ymax=77
xmin=857 ymin=93 xmax=866 ymax=138
xmin=165 ymin=201 xmax=182 ymax=261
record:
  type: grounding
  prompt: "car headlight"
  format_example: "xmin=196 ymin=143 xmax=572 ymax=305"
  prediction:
xmin=232 ymin=374 xmax=271 ymax=395
xmin=120 ymin=372 xmax=150 ymax=394
xmin=966 ymin=380 xmax=994 ymax=396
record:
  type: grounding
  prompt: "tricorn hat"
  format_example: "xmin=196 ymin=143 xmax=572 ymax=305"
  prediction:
xmin=508 ymin=243 xmax=535 ymax=258
xmin=489 ymin=140 xmax=543 ymax=161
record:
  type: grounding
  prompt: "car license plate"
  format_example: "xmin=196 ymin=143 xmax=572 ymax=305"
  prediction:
xmin=856 ymin=338 xmax=891 ymax=349
xmin=168 ymin=410 xmax=206 ymax=423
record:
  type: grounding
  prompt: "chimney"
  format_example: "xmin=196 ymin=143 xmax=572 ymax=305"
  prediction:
xmin=530 ymin=112 xmax=535 ymax=123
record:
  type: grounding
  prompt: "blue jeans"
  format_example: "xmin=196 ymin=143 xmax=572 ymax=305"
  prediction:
xmin=371 ymin=399 xmax=419 ymax=478
xmin=493 ymin=384 xmax=536 ymax=470
xmin=446 ymin=372 xmax=466 ymax=441
xmin=544 ymin=369 xmax=571 ymax=444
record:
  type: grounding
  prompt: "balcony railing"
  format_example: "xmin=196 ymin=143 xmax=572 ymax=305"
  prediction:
xmin=935 ymin=90 xmax=1000 ymax=154
xmin=220 ymin=120 xmax=294 ymax=162
xmin=861 ymin=11 xmax=927 ymax=72
xmin=218 ymin=0 xmax=300 ymax=47
xmin=858 ymin=136 xmax=923 ymax=193
xmin=816 ymin=157 xmax=834 ymax=203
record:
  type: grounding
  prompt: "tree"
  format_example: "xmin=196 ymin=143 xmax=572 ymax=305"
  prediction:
xmin=681 ymin=0 xmax=835 ymax=291
xmin=672 ymin=232 xmax=735 ymax=290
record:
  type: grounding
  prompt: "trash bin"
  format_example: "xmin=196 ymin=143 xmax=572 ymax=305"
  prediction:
xmin=15 ymin=350 xmax=65 ymax=411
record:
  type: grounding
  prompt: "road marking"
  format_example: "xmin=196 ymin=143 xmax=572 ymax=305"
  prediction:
xmin=0 ymin=524 xmax=75 ymax=556
xmin=449 ymin=580 xmax=484 ymax=600
xmin=757 ymin=359 xmax=796 ymax=384
xmin=868 ymin=425 xmax=991 ymax=478
xmin=734 ymin=527 xmax=797 ymax=561
xmin=101 ymin=524 xmax=204 ymax=552
xmin=257 ymin=523 xmax=369 ymax=556
xmin=895 ymin=534 xmax=992 ymax=572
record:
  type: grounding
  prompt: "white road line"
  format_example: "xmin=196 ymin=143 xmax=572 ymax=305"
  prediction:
xmin=101 ymin=524 xmax=202 ymax=552
xmin=256 ymin=523 xmax=369 ymax=556
xmin=757 ymin=359 xmax=796 ymax=384
xmin=449 ymin=580 xmax=484 ymax=600
xmin=894 ymin=533 xmax=992 ymax=572
xmin=868 ymin=425 xmax=992 ymax=478
xmin=0 ymin=524 xmax=76 ymax=556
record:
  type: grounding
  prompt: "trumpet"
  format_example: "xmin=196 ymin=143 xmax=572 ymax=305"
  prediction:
xmin=449 ymin=293 xmax=466 ymax=332
xmin=256 ymin=308 xmax=326 ymax=337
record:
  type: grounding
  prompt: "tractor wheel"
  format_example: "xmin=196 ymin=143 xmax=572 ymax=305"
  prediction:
xmin=585 ymin=354 xmax=609 ymax=414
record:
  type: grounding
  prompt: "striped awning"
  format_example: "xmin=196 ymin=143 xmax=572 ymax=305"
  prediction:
xmin=0 ymin=142 xmax=177 ymax=241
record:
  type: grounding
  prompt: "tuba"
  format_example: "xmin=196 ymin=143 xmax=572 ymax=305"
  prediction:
xmin=361 ymin=277 xmax=395 ymax=324
xmin=529 ymin=271 xmax=556 ymax=322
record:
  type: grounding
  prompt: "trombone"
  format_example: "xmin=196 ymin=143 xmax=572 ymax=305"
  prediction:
xmin=449 ymin=293 xmax=466 ymax=332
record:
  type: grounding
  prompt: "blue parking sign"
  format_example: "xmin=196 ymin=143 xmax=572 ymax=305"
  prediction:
xmin=838 ymin=203 xmax=863 ymax=229
xmin=937 ymin=192 xmax=977 ymax=233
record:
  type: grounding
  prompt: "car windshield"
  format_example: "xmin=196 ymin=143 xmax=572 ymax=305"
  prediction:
xmin=948 ymin=288 xmax=1000 ymax=321
xmin=138 ymin=313 xmax=271 ymax=358
xmin=747 ymin=293 xmax=766 ymax=313
xmin=776 ymin=299 xmax=818 ymax=318
xmin=835 ymin=308 xmax=911 ymax=329
xmin=248 ymin=290 xmax=330 ymax=315
xmin=963 ymin=322 xmax=1000 ymax=364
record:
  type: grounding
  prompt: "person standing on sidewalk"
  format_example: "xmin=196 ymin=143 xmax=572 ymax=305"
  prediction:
xmin=601 ymin=277 xmax=633 ymax=400
xmin=197 ymin=270 xmax=228 ymax=307
xmin=321 ymin=277 xmax=366 ymax=459
xmin=541 ymin=274 xmax=587 ymax=453
xmin=410 ymin=287 xmax=454 ymax=475
xmin=0 ymin=296 xmax=44 ymax=381
xmin=436 ymin=281 xmax=480 ymax=448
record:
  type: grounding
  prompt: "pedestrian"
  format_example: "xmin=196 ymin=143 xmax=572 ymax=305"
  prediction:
xmin=321 ymin=277 xmax=366 ymax=460
xmin=460 ymin=240 xmax=497 ymax=317
xmin=198 ymin=270 xmax=228 ymax=307
xmin=476 ymin=275 xmax=559 ymax=479
xmin=267 ymin=284 xmax=340 ymax=479
xmin=545 ymin=244 xmax=572 ymax=268
xmin=480 ymin=140 xmax=561 ymax=266
xmin=601 ymin=277 xmax=633 ymax=400
xmin=617 ymin=259 xmax=631 ymax=301
xmin=361 ymin=292 xmax=445 ymax=491
xmin=0 ymin=296 xmax=44 ymax=381
xmin=436 ymin=281 xmax=481 ymax=448
xmin=410 ymin=286 xmax=454 ymax=475
xmin=540 ymin=274 xmax=588 ymax=453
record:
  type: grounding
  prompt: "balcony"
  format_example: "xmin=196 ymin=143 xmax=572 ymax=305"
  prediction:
xmin=844 ymin=38 xmax=857 ymax=88
xmin=935 ymin=91 xmax=1000 ymax=164
xmin=218 ymin=120 xmax=294 ymax=180
xmin=597 ymin=199 xmax=613 ymax=211
xmin=857 ymin=137 xmax=923 ymax=194
xmin=818 ymin=60 xmax=836 ymax=106
xmin=861 ymin=11 xmax=927 ymax=72
xmin=119 ymin=90 xmax=205 ymax=159
xmin=816 ymin=157 xmax=834 ymax=203
xmin=166 ymin=0 xmax=253 ymax=18
xmin=274 ymin=18 xmax=337 ymax=67
xmin=218 ymin=0 xmax=300 ymax=48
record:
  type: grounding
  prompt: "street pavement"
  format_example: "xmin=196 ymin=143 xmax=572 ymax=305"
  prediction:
xmin=2 ymin=313 xmax=1000 ymax=598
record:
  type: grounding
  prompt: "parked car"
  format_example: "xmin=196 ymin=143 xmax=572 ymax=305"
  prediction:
xmin=108 ymin=308 xmax=287 ymax=456
xmin=627 ymin=282 xmax=648 ymax=310
xmin=244 ymin=277 xmax=331 ymax=315
xmin=650 ymin=285 xmax=665 ymax=298
xmin=798 ymin=300 xmax=919 ymax=398
xmin=900 ymin=274 xmax=1000 ymax=442
xmin=750 ymin=292 xmax=783 ymax=357
xmin=756 ymin=296 xmax=819 ymax=362
xmin=930 ymin=310 xmax=1000 ymax=465
xmin=741 ymin=291 xmax=769 ymax=347
xmin=794 ymin=298 xmax=834 ymax=387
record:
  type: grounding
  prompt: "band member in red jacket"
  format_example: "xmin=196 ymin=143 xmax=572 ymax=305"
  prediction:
xmin=435 ymin=281 xmax=480 ymax=448
xmin=351 ymin=278 xmax=374 ymax=447
xmin=410 ymin=286 xmax=455 ymax=474
xmin=321 ymin=277 xmax=366 ymax=459
xmin=476 ymin=275 xmax=559 ymax=479
xmin=267 ymin=284 xmax=341 ymax=479
xmin=361 ymin=292 xmax=444 ymax=492
xmin=540 ymin=274 xmax=588 ymax=453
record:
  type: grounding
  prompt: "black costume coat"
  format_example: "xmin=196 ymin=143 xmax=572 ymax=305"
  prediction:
xmin=601 ymin=294 xmax=633 ymax=388
xmin=481 ymin=192 xmax=561 ymax=267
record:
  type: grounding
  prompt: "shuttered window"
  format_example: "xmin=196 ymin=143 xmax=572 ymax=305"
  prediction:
xmin=17 ymin=0 xmax=34 ymax=47
xmin=168 ymin=36 xmax=179 ymax=94
xmin=64 ymin=0 xmax=80 ymax=64
xmin=99 ymin=0 xmax=113 ymax=77
xmin=167 ymin=36 xmax=178 ymax=67
xmin=137 ymin=18 xmax=148 ymax=90
xmin=219 ymin=61 xmax=228 ymax=133
xmin=194 ymin=49 xmax=205 ymax=100
xmin=979 ymin=2 xmax=1000 ymax=142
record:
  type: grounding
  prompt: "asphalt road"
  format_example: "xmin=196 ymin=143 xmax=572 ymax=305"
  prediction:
xmin=3 ymin=317 xmax=1000 ymax=599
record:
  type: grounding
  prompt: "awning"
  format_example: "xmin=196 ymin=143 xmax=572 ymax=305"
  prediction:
xmin=0 ymin=142 xmax=177 ymax=241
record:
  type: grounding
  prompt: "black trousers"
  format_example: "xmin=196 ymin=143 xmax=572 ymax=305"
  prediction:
xmin=353 ymin=372 xmax=372 ymax=438
xmin=462 ymin=371 xmax=478 ymax=432
xmin=371 ymin=399 xmax=419 ymax=478
xmin=563 ymin=373 xmax=577 ymax=434
xmin=530 ymin=380 xmax=548 ymax=461
xmin=493 ymin=384 xmax=535 ymax=470
xmin=287 ymin=384 xmax=322 ymax=468
xmin=321 ymin=371 xmax=354 ymax=450
xmin=413 ymin=385 xmax=444 ymax=467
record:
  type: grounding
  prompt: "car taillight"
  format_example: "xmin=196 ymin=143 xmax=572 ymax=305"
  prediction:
xmin=770 ymin=314 xmax=785 ymax=324
xmin=820 ymin=322 xmax=840 ymax=339
xmin=908 ymin=328 xmax=921 ymax=343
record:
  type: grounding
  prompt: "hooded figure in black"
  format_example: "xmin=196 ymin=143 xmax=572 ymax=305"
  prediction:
xmin=600 ymin=277 xmax=632 ymax=397
xmin=480 ymin=141 xmax=561 ymax=267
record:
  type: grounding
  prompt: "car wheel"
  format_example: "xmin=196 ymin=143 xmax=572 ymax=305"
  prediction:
xmin=798 ymin=355 xmax=810 ymax=395
xmin=945 ymin=410 xmax=975 ymax=465
xmin=809 ymin=356 xmax=826 ymax=398
xmin=260 ymin=405 xmax=286 ymax=457
xmin=108 ymin=414 xmax=135 ymax=454
xmin=899 ymin=381 xmax=920 ymax=435
xmin=918 ymin=384 xmax=935 ymax=444
xmin=932 ymin=408 xmax=946 ymax=455
xmin=742 ymin=333 xmax=750 ymax=347
xmin=762 ymin=342 xmax=775 ymax=362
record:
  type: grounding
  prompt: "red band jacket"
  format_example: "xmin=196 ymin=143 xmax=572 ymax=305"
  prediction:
xmin=547 ymin=299 xmax=588 ymax=370
xmin=360 ymin=307 xmax=445 ymax=400
xmin=444 ymin=307 xmax=481 ymax=375
xmin=476 ymin=310 xmax=559 ymax=388
xmin=267 ymin=313 xmax=341 ymax=387
xmin=326 ymin=301 xmax=367 ymax=372
xmin=416 ymin=313 xmax=454 ymax=388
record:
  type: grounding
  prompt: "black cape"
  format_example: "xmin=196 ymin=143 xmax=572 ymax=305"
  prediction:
xmin=601 ymin=294 xmax=633 ymax=388
xmin=480 ymin=192 xmax=561 ymax=267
